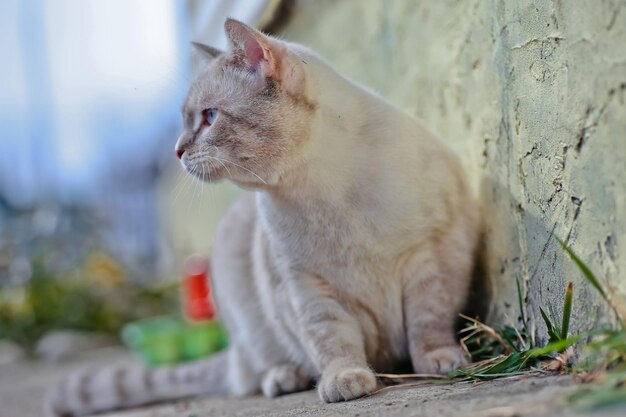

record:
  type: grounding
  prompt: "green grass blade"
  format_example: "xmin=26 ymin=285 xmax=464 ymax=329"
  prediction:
xmin=547 ymin=301 xmax=562 ymax=338
xmin=530 ymin=328 xmax=607 ymax=358
xmin=539 ymin=307 xmax=553 ymax=334
xmin=540 ymin=307 xmax=560 ymax=343
xmin=561 ymin=282 xmax=573 ymax=340
xmin=558 ymin=239 xmax=607 ymax=300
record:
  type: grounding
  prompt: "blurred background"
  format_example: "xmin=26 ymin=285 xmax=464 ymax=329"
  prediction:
xmin=0 ymin=0 xmax=283 ymax=359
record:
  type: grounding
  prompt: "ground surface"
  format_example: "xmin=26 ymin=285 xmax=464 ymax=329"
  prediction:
xmin=2 ymin=347 xmax=625 ymax=417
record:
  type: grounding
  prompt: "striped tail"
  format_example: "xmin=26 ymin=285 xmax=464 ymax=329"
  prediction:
xmin=46 ymin=350 xmax=229 ymax=417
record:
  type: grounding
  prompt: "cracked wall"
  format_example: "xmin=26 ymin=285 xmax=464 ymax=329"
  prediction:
xmin=283 ymin=0 xmax=626 ymax=336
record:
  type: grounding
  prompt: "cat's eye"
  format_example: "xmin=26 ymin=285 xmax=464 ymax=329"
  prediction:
xmin=201 ymin=108 xmax=218 ymax=127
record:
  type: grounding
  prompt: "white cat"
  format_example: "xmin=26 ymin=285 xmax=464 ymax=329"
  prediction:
xmin=47 ymin=18 xmax=479 ymax=416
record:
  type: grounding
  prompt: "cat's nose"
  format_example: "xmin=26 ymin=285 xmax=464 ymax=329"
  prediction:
xmin=175 ymin=134 xmax=190 ymax=159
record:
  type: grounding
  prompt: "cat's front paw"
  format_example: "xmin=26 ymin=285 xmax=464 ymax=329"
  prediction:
xmin=412 ymin=345 xmax=468 ymax=374
xmin=261 ymin=364 xmax=312 ymax=398
xmin=317 ymin=366 xmax=377 ymax=402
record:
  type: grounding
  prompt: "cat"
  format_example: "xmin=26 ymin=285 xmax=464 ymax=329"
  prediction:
xmin=47 ymin=18 xmax=480 ymax=417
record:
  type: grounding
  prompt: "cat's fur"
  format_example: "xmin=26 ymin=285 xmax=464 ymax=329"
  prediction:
xmin=47 ymin=19 xmax=479 ymax=417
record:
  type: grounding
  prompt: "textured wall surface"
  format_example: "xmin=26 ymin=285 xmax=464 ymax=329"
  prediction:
xmin=282 ymin=0 xmax=626 ymax=337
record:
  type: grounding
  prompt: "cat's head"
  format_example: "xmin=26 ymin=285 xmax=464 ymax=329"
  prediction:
xmin=176 ymin=18 xmax=316 ymax=189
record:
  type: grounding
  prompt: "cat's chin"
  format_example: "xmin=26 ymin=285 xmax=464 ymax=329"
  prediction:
xmin=195 ymin=170 xmax=226 ymax=183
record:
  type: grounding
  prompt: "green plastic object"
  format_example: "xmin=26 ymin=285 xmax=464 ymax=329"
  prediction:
xmin=121 ymin=315 xmax=228 ymax=366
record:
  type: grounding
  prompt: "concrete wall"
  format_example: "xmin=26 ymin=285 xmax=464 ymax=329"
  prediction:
xmin=282 ymin=0 xmax=626 ymax=337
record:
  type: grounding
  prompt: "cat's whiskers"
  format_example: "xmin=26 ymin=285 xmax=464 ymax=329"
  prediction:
xmin=199 ymin=162 xmax=212 ymax=215
xmin=172 ymin=166 xmax=196 ymax=210
xmin=214 ymin=158 xmax=233 ymax=180
xmin=170 ymin=168 xmax=187 ymax=202
xmin=190 ymin=164 xmax=206 ymax=214
xmin=207 ymin=155 xmax=267 ymax=184
xmin=205 ymin=146 xmax=234 ymax=181
xmin=205 ymin=160 xmax=218 ymax=216
xmin=194 ymin=164 xmax=206 ymax=210
xmin=186 ymin=164 xmax=198 ymax=215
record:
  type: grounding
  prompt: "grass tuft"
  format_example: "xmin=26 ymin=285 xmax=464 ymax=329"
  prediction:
xmin=538 ymin=282 xmax=573 ymax=345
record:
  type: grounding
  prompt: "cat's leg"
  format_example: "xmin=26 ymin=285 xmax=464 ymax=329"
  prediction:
xmin=227 ymin=344 xmax=263 ymax=396
xmin=213 ymin=194 xmax=282 ymax=396
xmin=403 ymin=228 xmax=475 ymax=374
xmin=287 ymin=273 xmax=377 ymax=402
xmin=261 ymin=363 xmax=313 ymax=397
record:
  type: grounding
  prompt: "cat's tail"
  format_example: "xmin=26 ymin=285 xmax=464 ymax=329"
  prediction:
xmin=46 ymin=349 xmax=229 ymax=417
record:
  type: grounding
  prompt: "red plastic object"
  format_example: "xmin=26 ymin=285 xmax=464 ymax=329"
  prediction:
xmin=182 ymin=255 xmax=215 ymax=321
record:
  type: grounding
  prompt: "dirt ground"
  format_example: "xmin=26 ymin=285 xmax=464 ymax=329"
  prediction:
xmin=2 ymin=347 xmax=625 ymax=417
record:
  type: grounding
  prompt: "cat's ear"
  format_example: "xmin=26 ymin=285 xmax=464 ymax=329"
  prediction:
xmin=191 ymin=42 xmax=223 ymax=61
xmin=224 ymin=18 xmax=283 ymax=79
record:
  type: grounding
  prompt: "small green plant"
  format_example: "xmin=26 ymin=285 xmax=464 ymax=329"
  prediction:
xmin=539 ymin=281 xmax=573 ymax=344
xmin=558 ymin=240 xmax=626 ymax=410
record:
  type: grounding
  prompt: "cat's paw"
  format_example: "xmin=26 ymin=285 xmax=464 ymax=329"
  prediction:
xmin=261 ymin=364 xmax=312 ymax=398
xmin=317 ymin=366 xmax=377 ymax=402
xmin=412 ymin=345 xmax=468 ymax=374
